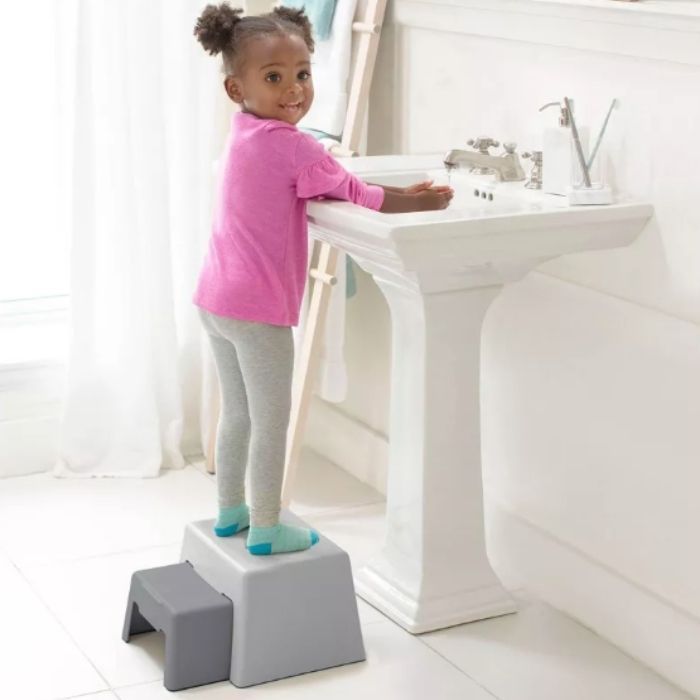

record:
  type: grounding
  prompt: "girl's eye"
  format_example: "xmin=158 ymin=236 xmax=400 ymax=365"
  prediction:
xmin=264 ymin=70 xmax=311 ymax=83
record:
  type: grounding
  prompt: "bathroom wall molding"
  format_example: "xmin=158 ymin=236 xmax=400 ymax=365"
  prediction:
xmin=306 ymin=395 xmax=389 ymax=496
xmin=485 ymin=494 xmax=700 ymax=697
xmin=394 ymin=0 xmax=700 ymax=66
xmin=0 ymin=364 xmax=64 ymax=478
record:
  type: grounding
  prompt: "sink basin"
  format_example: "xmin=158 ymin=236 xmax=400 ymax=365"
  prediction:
xmin=366 ymin=168 xmax=531 ymax=221
xmin=307 ymin=153 xmax=652 ymax=289
xmin=305 ymin=152 xmax=654 ymax=634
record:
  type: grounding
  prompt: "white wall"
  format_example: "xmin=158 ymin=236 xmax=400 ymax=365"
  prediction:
xmin=306 ymin=1 xmax=700 ymax=695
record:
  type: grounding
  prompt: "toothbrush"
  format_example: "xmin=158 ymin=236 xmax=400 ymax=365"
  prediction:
xmin=563 ymin=96 xmax=592 ymax=188
xmin=587 ymin=98 xmax=617 ymax=171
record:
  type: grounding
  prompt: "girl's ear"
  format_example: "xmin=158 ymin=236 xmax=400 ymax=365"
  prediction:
xmin=224 ymin=76 xmax=244 ymax=104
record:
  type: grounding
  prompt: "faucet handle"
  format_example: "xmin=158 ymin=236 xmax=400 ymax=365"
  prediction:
xmin=467 ymin=137 xmax=500 ymax=155
xmin=522 ymin=150 xmax=543 ymax=189
xmin=522 ymin=150 xmax=542 ymax=164
xmin=503 ymin=142 xmax=518 ymax=155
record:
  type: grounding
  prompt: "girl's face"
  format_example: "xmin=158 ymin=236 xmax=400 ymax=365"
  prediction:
xmin=225 ymin=33 xmax=314 ymax=125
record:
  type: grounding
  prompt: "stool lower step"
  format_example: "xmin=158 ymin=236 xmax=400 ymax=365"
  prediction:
xmin=122 ymin=562 xmax=232 ymax=691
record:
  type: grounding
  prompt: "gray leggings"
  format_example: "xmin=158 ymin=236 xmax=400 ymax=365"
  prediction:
xmin=198 ymin=307 xmax=294 ymax=528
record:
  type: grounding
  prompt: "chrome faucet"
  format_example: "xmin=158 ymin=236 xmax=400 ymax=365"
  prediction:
xmin=444 ymin=137 xmax=526 ymax=182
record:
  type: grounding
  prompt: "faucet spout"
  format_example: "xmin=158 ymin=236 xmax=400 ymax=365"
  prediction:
xmin=443 ymin=146 xmax=525 ymax=182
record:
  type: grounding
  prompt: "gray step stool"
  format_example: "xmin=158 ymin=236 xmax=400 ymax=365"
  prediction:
xmin=122 ymin=562 xmax=232 ymax=691
xmin=181 ymin=508 xmax=366 ymax=687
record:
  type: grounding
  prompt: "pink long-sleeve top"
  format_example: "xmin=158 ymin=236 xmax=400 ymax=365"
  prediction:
xmin=192 ymin=110 xmax=385 ymax=327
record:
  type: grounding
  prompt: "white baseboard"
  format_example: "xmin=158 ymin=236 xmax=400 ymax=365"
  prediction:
xmin=0 ymin=414 xmax=62 ymax=478
xmin=485 ymin=493 xmax=700 ymax=698
xmin=0 ymin=362 xmax=66 ymax=478
xmin=305 ymin=394 xmax=389 ymax=496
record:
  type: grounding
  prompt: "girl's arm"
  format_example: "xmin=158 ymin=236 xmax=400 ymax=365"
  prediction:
xmin=318 ymin=175 xmax=453 ymax=214
xmin=295 ymin=138 xmax=454 ymax=213
xmin=368 ymin=183 xmax=403 ymax=194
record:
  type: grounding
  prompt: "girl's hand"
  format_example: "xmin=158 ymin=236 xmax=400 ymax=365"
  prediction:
xmin=410 ymin=187 xmax=454 ymax=211
xmin=377 ymin=183 xmax=454 ymax=213
xmin=403 ymin=179 xmax=453 ymax=196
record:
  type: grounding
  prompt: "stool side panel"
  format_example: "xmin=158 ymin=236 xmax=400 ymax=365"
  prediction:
xmin=233 ymin=553 xmax=365 ymax=686
xmin=165 ymin=607 xmax=233 ymax=690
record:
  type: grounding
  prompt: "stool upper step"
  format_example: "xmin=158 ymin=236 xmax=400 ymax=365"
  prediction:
xmin=134 ymin=562 xmax=229 ymax=613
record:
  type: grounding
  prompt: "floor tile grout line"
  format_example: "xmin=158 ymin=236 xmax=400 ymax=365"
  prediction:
xmin=413 ymin=634 xmax=502 ymax=699
xmin=11 ymin=540 xmax=184 ymax=571
xmin=110 ymin=678 xmax=232 ymax=697
xmin=184 ymin=453 xmax=386 ymax=504
xmin=7 ymin=557 xmax=114 ymax=699
xmin=56 ymin=689 xmax=119 ymax=700
xmin=349 ymin=609 xmax=503 ymax=697
xmin=294 ymin=499 xmax=387 ymax=520
xmin=8 ymin=499 xmax=384 ymax=573
xmin=185 ymin=456 xmax=387 ymax=522
xmin=359 ymin=619 xmax=387 ymax=627
xmin=184 ymin=459 xmax=218 ymax=485
xmin=110 ymin=678 xmax=169 ymax=698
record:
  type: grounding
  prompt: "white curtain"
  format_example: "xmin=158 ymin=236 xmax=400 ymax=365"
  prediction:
xmin=54 ymin=0 xmax=229 ymax=477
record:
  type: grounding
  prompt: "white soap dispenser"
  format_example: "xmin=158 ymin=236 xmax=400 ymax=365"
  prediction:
xmin=540 ymin=99 xmax=588 ymax=196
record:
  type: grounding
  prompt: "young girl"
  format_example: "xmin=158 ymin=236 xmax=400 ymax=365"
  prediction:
xmin=192 ymin=2 xmax=453 ymax=556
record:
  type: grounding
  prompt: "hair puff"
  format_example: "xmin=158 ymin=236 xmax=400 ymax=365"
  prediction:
xmin=194 ymin=3 xmax=243 ymax=56
xmin=271 ymin=6 xmax=314 ymax=53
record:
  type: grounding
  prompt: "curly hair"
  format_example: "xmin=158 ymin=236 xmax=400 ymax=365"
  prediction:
xmin=193 ymin=2 xmax=315 ymax=75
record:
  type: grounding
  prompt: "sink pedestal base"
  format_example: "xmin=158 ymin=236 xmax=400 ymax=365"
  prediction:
xmin=355 ymin=567 xmax=517 ymax=634
xmin=353 ymin=275 xmax=517 ymax=633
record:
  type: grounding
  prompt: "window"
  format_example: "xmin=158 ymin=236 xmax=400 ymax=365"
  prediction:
xmin=0 ymin=2 xmax=69 ymax=308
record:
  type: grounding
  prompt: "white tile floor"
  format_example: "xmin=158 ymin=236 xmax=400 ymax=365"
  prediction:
xmin=0 ymin=448 xmax=692 ymax=700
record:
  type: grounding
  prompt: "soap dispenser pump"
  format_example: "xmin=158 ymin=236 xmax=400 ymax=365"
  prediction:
xmin=540 ymin=99 xmax=588 ymax=196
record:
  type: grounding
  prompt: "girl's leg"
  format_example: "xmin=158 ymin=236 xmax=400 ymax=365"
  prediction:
xmin=202 ymin=310 xmax=319 ymax=554
xmin=231 ymin=319 xmax=294 ymax=527
xmin=198 ymin=309 xmax=250 ymax=516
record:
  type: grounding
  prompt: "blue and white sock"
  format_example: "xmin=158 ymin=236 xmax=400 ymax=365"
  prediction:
xmin=214 ymin=503 xmax=250 ymax=537
xmin=246 ymin=523 xmax=319 ymax=555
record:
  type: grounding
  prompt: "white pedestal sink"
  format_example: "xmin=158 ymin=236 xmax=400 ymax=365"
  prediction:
xmin=306 ymin=153 xmax=653 ymax=633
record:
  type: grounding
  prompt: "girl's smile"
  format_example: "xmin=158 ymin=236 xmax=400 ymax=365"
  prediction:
xmin=224 ymin=33 xmax=314 ymax=125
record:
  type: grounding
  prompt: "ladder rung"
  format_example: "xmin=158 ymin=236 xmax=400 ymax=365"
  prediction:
xmin=309 ymin=268 xmax=338 ymax=285
xmin=352 ymin=21 xmax=379 ymax=34
xmin=328 ymin=144 xmax=358 ymax=158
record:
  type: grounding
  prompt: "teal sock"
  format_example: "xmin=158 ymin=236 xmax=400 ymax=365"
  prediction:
xmin=246 ymin=523 xmax=320 ymax=555
xmin=214 ymin=503 xmax=250 ymax=537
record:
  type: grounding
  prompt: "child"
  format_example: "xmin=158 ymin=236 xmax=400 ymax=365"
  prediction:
xmin=192 ymin=2 xmax=453 ymax=556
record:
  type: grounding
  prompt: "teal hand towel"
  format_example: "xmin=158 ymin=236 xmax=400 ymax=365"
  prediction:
xmin=281 ymin=0 xmax=337 ymax=41
xmin=345 ymin=255 xmax=357 ymax=299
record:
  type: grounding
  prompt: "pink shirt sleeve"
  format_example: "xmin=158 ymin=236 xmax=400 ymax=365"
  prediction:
xmin=294 ymin=133 xmax=385 ymax=211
